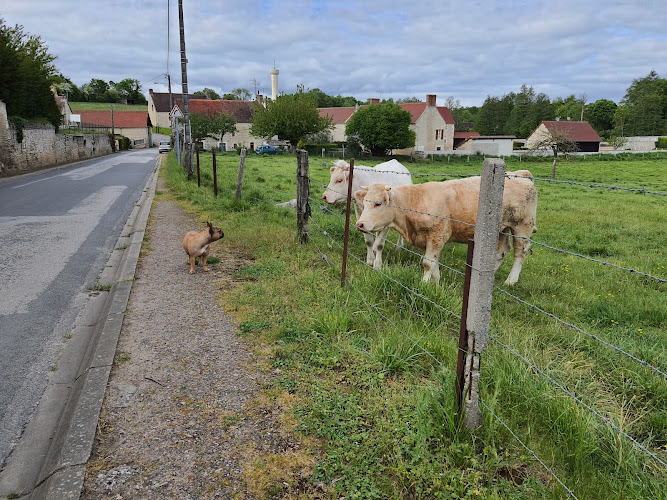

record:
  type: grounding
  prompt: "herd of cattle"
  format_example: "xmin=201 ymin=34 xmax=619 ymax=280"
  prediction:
xmin=322 ymin=159 xmax=538 ymax=286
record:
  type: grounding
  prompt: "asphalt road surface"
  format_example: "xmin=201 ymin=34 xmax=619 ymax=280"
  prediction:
xmin=0 ymin=150 xmax=158 ymax=471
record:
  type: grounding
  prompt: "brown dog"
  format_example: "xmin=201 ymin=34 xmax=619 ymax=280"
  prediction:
xmin=182 ymin=221 xmax=224 ymax=274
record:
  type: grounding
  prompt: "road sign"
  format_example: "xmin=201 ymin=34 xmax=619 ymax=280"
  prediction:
xmin=170 ymin=105 xmax=183 ymax=118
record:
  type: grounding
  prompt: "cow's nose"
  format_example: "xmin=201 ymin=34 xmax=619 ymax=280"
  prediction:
xmin=356 ymin=222 xmax=364 ymax=231
xmin=322 ymin=193 xmax=326 ymax=201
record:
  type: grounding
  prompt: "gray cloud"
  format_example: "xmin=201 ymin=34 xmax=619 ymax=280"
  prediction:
xmin=2 ymin=0 xmax=666 ymax=107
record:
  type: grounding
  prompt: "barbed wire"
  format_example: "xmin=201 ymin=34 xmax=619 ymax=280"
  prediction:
xmin=488 ymin=335 xmax=667 ymax=468
xmin=493 ymin=285 xmax=667 ymax=379
xmin=319 ymin=183 xmax=666 ymax=284
xmin=314 ymin=195 xmax=666 ymax=379
xmin=310 ymin=218 xmax=449 ymax=366
xmin=320 ymin=162 xmax=667 ymax=196
xmin=478 ymin=398 xmax=579 ymax=498
xmin=309 ymin=210 xmax=583 ymax=495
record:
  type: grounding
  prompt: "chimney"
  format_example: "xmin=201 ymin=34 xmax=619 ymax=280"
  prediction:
xmin=256 ymin=93 xmax=263 ymax=106
xmin=426 ymin=94 xmax=437 ymax=107
xmin=369 ymin=98 xmax=380 ymax=105
xmin=270 ymin=68 xmax=279 ymax=102
xmin=149 ymin=88 xmax=153 ymax=95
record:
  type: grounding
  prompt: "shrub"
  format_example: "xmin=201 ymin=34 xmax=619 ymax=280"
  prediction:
xmin=8 ymin=116 xmax=26 ymax=143
xmin=656 ymin=137 xmax=667 ymax=149
xmin=116 ymin=136 xmax=131 ymax=150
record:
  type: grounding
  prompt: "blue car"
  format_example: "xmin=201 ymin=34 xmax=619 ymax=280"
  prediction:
xmin=255 ymin=144 xmax=278 ymax=155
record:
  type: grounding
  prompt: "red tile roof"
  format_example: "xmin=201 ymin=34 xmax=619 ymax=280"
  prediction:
xmin=454 ymin=131 xmax=480 ymax=139
xmin=74 ymin=110 xmax=151 ymax=128
xmin=149 ymin=91 xmax=209 ymax=112
xmin=189 ymin=99 xmax=255 ymax=122
xmin=398 ymin=102 xmax=455 ymax=124
xmin=541 ymin=121 xmax=601 ymax=142
xmin=319 ymin=107 xmax=356 ymax=124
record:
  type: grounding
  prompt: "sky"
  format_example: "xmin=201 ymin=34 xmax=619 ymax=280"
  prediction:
xmin=2 ymin=0 xmax=667 ymax=107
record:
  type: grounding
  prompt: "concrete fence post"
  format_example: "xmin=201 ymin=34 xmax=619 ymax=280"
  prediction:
xmin=462 ymin=158 xmax=506 ymax=430
xmin=296 ymin=149 xmax=310 ymax=244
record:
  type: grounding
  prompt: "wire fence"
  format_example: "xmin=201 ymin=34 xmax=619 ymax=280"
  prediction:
xmin=200 ymin=153 xmax=666 ymax=496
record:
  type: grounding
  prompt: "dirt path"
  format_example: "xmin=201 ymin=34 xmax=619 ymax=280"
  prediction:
xmin=82 ymin=180 xmax=272 ymax=499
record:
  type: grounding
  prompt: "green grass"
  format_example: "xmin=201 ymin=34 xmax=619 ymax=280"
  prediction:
xmin=164 ymin=151 xmax=666 ymax=499
xmin=69 ymin=102 xmax=147 ymax=111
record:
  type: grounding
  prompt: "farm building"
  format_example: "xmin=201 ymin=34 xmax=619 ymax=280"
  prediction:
xmin=147 ymin=89 xmax=209 ymax=129
xmin=74 ymin=110 xmax=153 ymax=148
xmin=318 ymin=94 xmax=456 ymax=155
xmin=526 ymin=121 xmax=601 ymax=152
xmin=455 ymin=135 xmax=516 ymax=156
xmin=187 ymin=98 xmax=270 ymax=152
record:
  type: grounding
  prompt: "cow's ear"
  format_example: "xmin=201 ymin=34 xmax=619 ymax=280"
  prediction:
xmin=354 ymin=188 xmax=367 ymax=202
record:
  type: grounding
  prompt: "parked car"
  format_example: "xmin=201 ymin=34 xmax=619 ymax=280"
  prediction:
xmin=158 ymin=141 xmax=172 ymax=153
xmin=255 ymin=144 xmax=278 ymax=155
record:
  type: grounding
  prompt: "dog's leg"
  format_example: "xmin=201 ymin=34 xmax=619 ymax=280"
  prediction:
xmin=189 ymin=255 xmax=197 ymax=274
xmin=200 ymin=251 xmax=209 ymax=272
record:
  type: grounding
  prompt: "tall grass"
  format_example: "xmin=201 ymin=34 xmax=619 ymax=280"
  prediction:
xmin=165 ymin=151 xmax=666 ymax=499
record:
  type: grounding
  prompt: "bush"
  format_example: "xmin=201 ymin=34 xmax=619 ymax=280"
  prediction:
xmin=656 ymin=137 xmax=667 ymax=149
xmin=116 ymin=136 xmax=130 ymax=150
xmin=8 ymin=116 xmax=26 ymax=143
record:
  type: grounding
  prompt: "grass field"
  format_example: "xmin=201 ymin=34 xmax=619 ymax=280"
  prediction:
xmin=163 ymin=151 xmax=666 ymax=499
xmin=69 ymin=102 xmax=147 ymax=111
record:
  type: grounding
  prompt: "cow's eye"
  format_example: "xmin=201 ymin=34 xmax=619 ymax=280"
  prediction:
xmin=374 ymin=202 xmax=382 ymax=207
xmin=336 ymin=179 xmax=342 ymax=183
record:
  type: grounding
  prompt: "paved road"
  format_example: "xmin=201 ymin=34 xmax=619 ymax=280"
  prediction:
xmin=0 ymin=150 xmax=158 ymax=471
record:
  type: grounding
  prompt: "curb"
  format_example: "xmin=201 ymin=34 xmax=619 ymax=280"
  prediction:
xmin=0 ymin=156 xmax=162 ymax=500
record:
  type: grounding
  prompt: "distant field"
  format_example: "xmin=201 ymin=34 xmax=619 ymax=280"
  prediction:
xmin=69 ymin=102 xmax=147 ymax=111
xmin=163 ymin=152 xmax=666 ymax=499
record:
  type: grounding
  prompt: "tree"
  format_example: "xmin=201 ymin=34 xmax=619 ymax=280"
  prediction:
xmin=621 ymin=71 xmax=667 ymax=135
xmin=0 ymin=19 xmax=61 ymax=130
xmin=586 ymin=99 xmax=617 ymax=138
xmin=474 ymin=94 xmax=515 ymax=135
xmin=113 ymin=78 xmax=146 ymax=104
xmin=345 ymin=101 xmax=415 ymax=156
xmin=527 ymin=127 xmax=578 ymax=179
xmin=194 ymin=87 xmax=220 ymax=100
xmin=553 ymin=94 xmax=586 ymax=121
xmin=250 ymin=90 xmax=332 ymax=150
xmin=397 ymin=96 xmax=422 ymax=103
xmin=190 ymin=111 xmax=236 ymax=145
xmin=223 ymin=88 xmax=251 ymax=101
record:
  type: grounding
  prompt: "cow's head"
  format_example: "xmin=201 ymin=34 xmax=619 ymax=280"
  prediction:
xmin=355 ymin=183 xmax=393 ymax=233
xmin=322 ymin=160 xmax=350 ymax=204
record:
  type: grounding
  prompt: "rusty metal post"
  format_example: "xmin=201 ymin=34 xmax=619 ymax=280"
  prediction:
xmin=196 ymin=148 xmax=200 ymax=187
xmin=296 ymin=149 xmax=310 ymax=244
xmin=212 ymin=149 xmax=218 ymax=197
xmin=340 ymin=158 xmax=355 ymax=287
xmin=455 ymin=240 xmax=474 ymax=410
xmin=236 ymin=148 xmax=246 ymax=202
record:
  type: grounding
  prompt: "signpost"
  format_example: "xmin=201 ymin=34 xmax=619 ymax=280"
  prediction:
xmin=170 ymin=105 xmax=183 ymax=165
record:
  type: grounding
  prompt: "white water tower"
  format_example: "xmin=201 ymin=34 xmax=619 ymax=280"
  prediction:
xmin=270 ymin=68 xmax=279 ymax=101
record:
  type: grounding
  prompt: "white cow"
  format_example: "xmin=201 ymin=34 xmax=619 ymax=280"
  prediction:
xmin=322 ymin=159 xmax=413 ymax=269
xmin=354 ymin=172 xmax=538 ymax=285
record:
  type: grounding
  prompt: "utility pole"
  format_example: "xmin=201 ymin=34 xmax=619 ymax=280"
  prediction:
xmin=178 ymin=0 xmax=193 ymax=178
xmin=110 ymin=104 xmax=115 ymax=152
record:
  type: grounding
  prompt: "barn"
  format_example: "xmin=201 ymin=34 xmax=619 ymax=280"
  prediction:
xmin=526 ymin=121 xmax=602 ymax=153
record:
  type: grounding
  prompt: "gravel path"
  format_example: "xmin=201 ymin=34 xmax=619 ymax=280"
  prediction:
xmin=81 ymin=180 xmax=279 ymax=499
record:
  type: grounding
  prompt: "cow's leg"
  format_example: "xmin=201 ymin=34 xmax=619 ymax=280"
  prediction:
xmin=505 ymin=226 xmax=532 ymax=285
xmin=422 ymin=237 xmax=444 ymax=284
xmin=355 ymin=204 xmax=375 ymax=267
xmin=395 ymin=231 xmax=404 ymax=248
xmin=496 ymin=231 xmax=512 ymax=271
xmin=372 ymin=227 xmax=389 ymax=269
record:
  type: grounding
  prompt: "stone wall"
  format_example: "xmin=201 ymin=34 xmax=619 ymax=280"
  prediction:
xmin=0 ymin=100 xmax=113 ymax=177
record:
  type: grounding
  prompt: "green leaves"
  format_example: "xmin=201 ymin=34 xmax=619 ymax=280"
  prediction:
xmin=345 ymin=101 xmax=415 ymax=155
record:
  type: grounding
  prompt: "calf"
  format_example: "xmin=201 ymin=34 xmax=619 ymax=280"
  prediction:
xmin=322 ymin=159 xmax=412 ymax=269
xmin=354 ymin=172 xmax=537 ymax=285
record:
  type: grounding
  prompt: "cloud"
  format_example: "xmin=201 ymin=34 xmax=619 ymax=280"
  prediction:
xmin=2 ymin=0 xmax=666 ymax=107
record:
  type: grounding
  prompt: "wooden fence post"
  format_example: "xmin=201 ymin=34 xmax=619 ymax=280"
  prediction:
xmin=455 ymin=240 xmax=474 ymax=411
xmin=236 ymin=148 xmax=246 ymax=202
xmin=212 ymin=149 xmax=218 ymax=197
xmin=340 ymin=158 xmax=355 ymax=287
xmin=461 ymin=158 xmax=506 ymax=430
xmin=296 ymin=149 xmax=310 ymax=244
xmin=196 ymin=148 xmax=201 ymax=187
